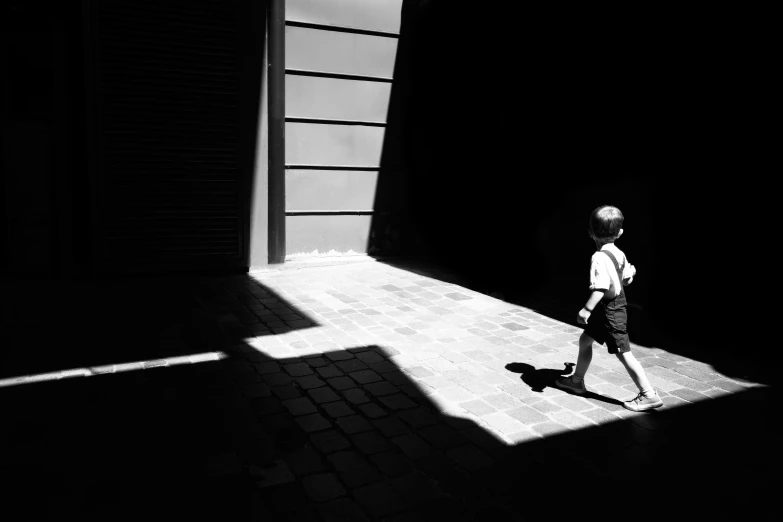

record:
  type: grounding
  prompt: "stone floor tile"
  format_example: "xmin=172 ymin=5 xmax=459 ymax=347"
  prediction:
xmin=382 ymin=370 xmax=410 ymax=386
xmin=463 ymin=350 xmax=495 ymax=363
xmin=336 ymin=415 xmax=374 ymax=435
xmin=343 ymin=388 xmax=371 ymax=405
xmin=711 ymin=379 xmax=748 ymax=393
xmin=310 ymin=430 xmax=352 ymax=454
xmin=285 ymin=448 xmax=327 ymax=477
xmin=670 ymin=388 xmax=711 ymax=403
xmin=456 ymin=380 xmax=496 ymax=397
xmin=353 ymin=483 xmax=406 ymax=518
xmin=374 ymin=415 xmax=411 ymax=437
xmin=504 ymin=429 xmax=543 ymax=445
xmin=358 ymin=402 xmax=388 ymax=419
xmin=301 ymin=473 xmax=346 ymax=503
xmin=480 ymin=412 xmax=527 ymax=435
xmin=661 ymin=395 xmax=690 ymax=407
xmin=379 ymin=394 xmax=417 ymax=411
xmin=327 ymin=376 xmax=359 ymax=391
xmin=439 ymin=352 xmax=471 ymax=363
xmin=417 ymin=424 xmax=468 ymax=450
xmin=420 ymin=357 xmax=455 ymax=373
xmin=458 ymin=399 xmax=496 ymax=417
xmin=350 ymin=431 xmax=394 ymax=455
xmin=478 ymin=370 xmax=517 ymax=386
xmin=549 ymin=410 xmax=593 ymax=430
xmin=350 ymin=370 xmax=383 ymax=384
xmin=263 ymin=372 xmax=293 ymax=387
xmin=390 ymin=470 xmax=450 ymax=509
xmin=552 ymin=395 xmax=594 ymax=412
xmin=531 ymin=422 xmax=570 ymax=436
xmin=458 ymin=361 xmax=490 ymax=376
xmin=325 ymin=350 xmax=356 ymax=362
xmin=446 ymin=444 xmax=495 ymax=470
xmin=656 ymin=352 xmax=692 ymax=363
xmin=284 ymin=362 xmax=314 ymax=376
xmin=323 ymin=401 xmax=355 ymax=418
xmin=251 ymin=396 xmax=286 ymax=415
xmin=530 ymin=399 xmax=563 ymax=414
xmin=282 ymin=397 xmax=318 ymax=416
xmin=365 ymin=381 xmax=400 ymax=397
xmin=371 ymin=451 xmax=413 ymax=477
xmin=297 ymin=375 xmax=327 ymax=390
xmin=436 ymin=386 xmax=475 ymax=403
xmin=506 ymin=406 xmax=549 ymax=426
xmin=643 ymin=374 xmax=681 ymax=393
xmin=391 ymin=433 xmax=433 ymax=459
xmin=254 ymin=362 xmax=280 ymax=374
xmin=305 ymin=356 xmax=330 ymax=368
xmin=356 ymin=351 xmax=386 ymax=364
xmin=581 ymin=408 xmax=620 ymax=425
xmin=395 ymin=327 xmax=417 ymax=336
xmin=671 ymin=365 xmax=720 ymax=383
xmin=368 ymin=361 xmax=398 ymax=374
xmin=319 ymin=498 xmax=370 ymax=522
xmin=482 ymin=393 xmax=522 ymax=411
xmin=699 ymin=387 xmax=732 ymax=399
xmin=309 ymin=386 xmax=341 ymax=404
xmin=498 ymin=383 xmax=535 ymax=399
xmin=328 ymin=451 xmax=381 ymax=488
xmin=418 ymin=375 xmax=454 ymax=391
xmin=336 ymin=359 xmax=369 ymax=373
xmin=397 ymin=407 xmax=439 ymax=428
xmin=296 ymin=413 xmax=333 ymax=433
xmin=317 ymin=365 xmax=344 ymax=379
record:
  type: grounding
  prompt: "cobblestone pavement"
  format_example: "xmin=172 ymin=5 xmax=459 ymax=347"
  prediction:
xmin=1 ymin=258 xmax=775 ymax=521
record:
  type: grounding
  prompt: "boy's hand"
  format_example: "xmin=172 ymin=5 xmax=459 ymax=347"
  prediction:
xmin=623 ymin=263 xmax=636 ymax=286
xmin=577 ymin=308 xmax=591 ymax=324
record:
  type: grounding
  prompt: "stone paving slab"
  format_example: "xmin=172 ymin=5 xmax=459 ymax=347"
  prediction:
xmin=0 ymin=257 xmax=774 ymax=520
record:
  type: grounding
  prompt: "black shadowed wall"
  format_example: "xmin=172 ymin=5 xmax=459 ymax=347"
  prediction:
xmin=370 ymin=1 xmax=757 ymax=358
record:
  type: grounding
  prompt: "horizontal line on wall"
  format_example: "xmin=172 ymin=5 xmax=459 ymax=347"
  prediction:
xmin=285 ymin=20 xmax=400 ymax=39
xmin=285 ymin=165 xmax=380 ymax=171
xmin=286 ymin=210 xmax=376 ymax=216
xmin=286 ymin=68 xmax=393 ymax=83
xmin=285 ymin=117 xmax=386 ymax=127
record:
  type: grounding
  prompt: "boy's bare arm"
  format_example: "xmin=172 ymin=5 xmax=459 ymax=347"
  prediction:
xmin=578 ymin=290 xmax=606 ymax=324
xmin=622 ymin=263 xmax=637 ymax=286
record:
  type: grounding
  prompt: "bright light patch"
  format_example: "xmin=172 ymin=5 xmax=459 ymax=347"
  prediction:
xmin=0 ymin=351 xmax=228 ymax=388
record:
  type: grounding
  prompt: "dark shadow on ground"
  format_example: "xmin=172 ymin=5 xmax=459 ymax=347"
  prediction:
xmin=505 ymin=362 xmax=574 ymax=393
xmin=506 ymin=362 xmax=624 ymax=408
xmin=0 ymin=274 xmax=318 ymax=379
xmin=2 ymin=277 xmax=775 ymax=521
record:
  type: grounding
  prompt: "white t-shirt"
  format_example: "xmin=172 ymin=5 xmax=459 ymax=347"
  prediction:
xmin=589 ymin=243 xmax=636 ymax=299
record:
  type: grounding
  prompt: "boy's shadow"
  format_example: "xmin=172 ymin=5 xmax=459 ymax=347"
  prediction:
xmin=506 ymin=362 xmax=574 ymax=392
xmin=505 ymin=362 xmax=624 ymax=407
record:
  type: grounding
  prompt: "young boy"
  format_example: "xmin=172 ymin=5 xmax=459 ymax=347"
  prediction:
xmin=554 ymin=205 xmax=663 ymax=412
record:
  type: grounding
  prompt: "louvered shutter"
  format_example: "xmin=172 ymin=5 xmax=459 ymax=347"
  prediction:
xmin=92 ymin=0 xmax=244 ymax=272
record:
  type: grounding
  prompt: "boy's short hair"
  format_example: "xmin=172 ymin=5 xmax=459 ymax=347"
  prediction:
xmin=589 ymin=205 xmax=624 ymax=240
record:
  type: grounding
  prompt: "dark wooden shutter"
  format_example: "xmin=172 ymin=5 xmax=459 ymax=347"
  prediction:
xmin=92 ymin=0 xmax=243 ymax=272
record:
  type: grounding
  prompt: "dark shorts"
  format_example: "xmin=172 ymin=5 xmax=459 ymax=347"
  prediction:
xmin=583 ymin=292 xmax=631 ymax=354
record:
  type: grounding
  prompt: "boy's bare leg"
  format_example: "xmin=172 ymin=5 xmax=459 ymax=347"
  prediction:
xmin=615 ymin=351 xmax=656 ymax=397
xmin=571 ymin=332 xmax=594 ymax=383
